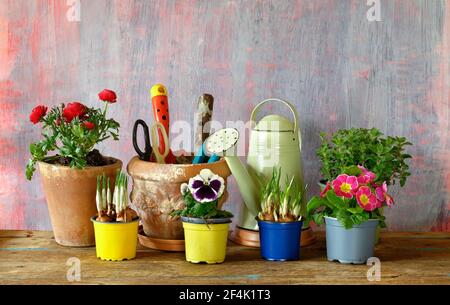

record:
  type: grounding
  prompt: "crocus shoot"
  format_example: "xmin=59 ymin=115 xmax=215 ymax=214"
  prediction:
xmin=258 ymin=168 xmax=305 ymax=222
xmin=96 ymin=174 xmax=112 ymax=222
xmin=95 ymin=171 xmax=137 ymax=223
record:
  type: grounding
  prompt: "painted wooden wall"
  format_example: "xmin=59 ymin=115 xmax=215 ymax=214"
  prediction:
xmin=0 ymin=0 xmax=448 ymax=231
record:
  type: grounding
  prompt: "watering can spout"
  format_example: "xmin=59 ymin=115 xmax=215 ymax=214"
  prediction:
xmin=224 ymin=156 xmax=260 ymax=216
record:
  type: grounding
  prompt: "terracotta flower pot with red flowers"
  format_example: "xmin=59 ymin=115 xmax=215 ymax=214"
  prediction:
xmin=26 ymin=89 xmax=122 ymax=247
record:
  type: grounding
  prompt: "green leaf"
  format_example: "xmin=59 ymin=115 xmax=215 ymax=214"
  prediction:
xmin=336 ymin=209 xmax=353 ymax=229
xmin=326 ymin=191 xmax=344 ymax=207
xmin=30 ymin=143 xmax=37 ymax=156
xmin=190 ymin=201 xmax=216 ymax=218
xmin=312 ymin=213 xmax=324 ymax=226
xmin=306 ymin=196 xmax=325 ymax=213
xmin=25 ymin=159 xmax=36 ymax=180
xmin=348 ymin=206 xmax=364 ymax=214
xmin=343 ymin=165 xmax=362 ymax=176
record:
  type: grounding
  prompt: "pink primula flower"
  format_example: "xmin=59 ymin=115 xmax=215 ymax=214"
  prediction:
xmin=356 ymin=186 xmax=379 ymax=211
xmin=375 ymin=181 xmax=395 ymax=207
xmin=332 ymin=174 xmax=358 ymax=199
xmin=357 ymin=175 xmax=370 ymax=185
xmin=357 ymin=165 xmax=376 ymax=183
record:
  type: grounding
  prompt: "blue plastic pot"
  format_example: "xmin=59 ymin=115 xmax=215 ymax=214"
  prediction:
xmin=257 ymin=219 xmax=303 ymax=261
xmin=325 ymin=216 xmax=378 ymax=264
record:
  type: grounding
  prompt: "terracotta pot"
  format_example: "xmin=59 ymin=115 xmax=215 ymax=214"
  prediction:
xmin=38 ymin=158 xmax=122 ymax=247
xmin=127 ymin=155 xmax=231 ymax=240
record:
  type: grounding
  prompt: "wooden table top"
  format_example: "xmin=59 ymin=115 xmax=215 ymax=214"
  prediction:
xmin=0 ymin=230 xmax=449 ymax=285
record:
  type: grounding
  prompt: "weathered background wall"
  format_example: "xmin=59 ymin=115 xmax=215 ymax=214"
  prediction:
xmin=0 ymin=0 xmax=448 ymax=231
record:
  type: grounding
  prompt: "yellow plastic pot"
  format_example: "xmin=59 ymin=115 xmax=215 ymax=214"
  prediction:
xmin=182 ymin=217 xmax=231 ymax=264
xmin=91 ymin=216 xmax=140 ymax=261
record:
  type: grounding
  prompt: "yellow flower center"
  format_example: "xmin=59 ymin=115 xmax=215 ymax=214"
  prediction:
xmin=340 ymin=183 xmax=351 ymax=193
xmin=360 ymin=194 xmax=369 ymax=205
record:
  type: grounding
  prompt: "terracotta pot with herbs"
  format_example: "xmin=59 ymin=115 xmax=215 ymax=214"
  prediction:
xmin=26 ymin=89 xmax=122 ymax=247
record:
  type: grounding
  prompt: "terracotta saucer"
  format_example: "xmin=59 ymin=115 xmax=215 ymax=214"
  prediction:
xmin=138 ymin=226 xmax=185 ymax=252
xmin=301 ymin=227 xmax=317 ymax=246
xmin=229 ymin=227 xmax=260 ymax=247
xmin=229 ymin=226 xmax=316 ymax=247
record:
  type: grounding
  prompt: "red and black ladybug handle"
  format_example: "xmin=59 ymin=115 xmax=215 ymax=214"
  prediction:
xmin=150 ymin=84 xmax=176 ymax=164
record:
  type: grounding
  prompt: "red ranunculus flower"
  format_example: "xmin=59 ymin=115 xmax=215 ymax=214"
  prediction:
xmin=30 ymin=105 xmax=48 ymax=124
xmin=82 ymin=121 xmax=95 ymax=130
xmin=98 ymin=89 xmax=117 ymax=103
xmin=63 ymin=102 xmax=87 ymax=122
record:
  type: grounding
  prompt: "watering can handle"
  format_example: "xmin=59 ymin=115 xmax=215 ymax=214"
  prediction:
xmin=250 ymin=98 xmax=302 ymax=150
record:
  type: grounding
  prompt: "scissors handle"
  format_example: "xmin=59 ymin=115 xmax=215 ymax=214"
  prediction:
xmin=132 ymin=119 xmax=152 ymax=161
xmin=151 ymin=122 xmax=169 ymax=164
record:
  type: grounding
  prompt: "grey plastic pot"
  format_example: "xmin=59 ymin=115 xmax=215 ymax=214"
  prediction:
xmin=324 ymin=216 xmax=378 ymax=264
xmin=320 ymin=180 xmax=381 ymax=245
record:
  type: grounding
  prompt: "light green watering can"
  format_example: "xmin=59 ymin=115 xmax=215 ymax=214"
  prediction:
xmin=204 ymin=98 xmax=305 ymax=231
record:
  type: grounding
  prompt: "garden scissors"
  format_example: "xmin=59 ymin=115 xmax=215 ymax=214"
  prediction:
xmin=132 ymin=119 xmax=169 ymax=163
xmin=133 ymin=119 xmax=152 ymax=161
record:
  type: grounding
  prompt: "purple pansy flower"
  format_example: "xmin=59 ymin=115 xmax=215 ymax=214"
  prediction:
xmin=188 ymin=169 xmax=225 ymax=203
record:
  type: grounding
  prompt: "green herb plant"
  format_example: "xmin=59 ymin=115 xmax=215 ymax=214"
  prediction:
xmin=317 ymin=128 xmax=412 ymax=186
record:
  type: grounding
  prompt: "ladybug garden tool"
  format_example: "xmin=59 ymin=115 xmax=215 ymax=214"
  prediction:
xmin=203 ymin=98 xmax=315 ymax=247
xmin=150 ymin=84 xmax=177 ymax=164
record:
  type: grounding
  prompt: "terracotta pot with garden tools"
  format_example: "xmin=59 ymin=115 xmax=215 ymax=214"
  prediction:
xmin=128 ymin=85 xmax=231 ymax=251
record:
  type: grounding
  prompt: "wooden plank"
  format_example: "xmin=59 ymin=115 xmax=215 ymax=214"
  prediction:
xmin=0 ymin=230 xmax=449 ymax=285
